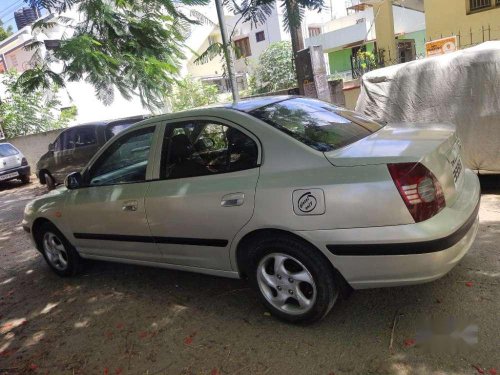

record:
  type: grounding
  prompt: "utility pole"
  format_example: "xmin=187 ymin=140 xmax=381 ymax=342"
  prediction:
xmin=214 ymin=0 xmax=239 ymax=103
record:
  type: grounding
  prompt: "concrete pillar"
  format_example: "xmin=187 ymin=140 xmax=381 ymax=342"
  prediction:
xmin=372 ymin=0 xmax=397 ymax=65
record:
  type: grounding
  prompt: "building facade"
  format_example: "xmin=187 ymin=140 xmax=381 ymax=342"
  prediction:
xmin=425 ymin=0 xmax=500 ymax=47
xmin=185 ymin=3 xmax=334 ymax=92
xmin=304 ymin=1 xmax=426 ymax=80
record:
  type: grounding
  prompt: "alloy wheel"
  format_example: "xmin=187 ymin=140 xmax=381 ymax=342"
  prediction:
xmin=43 ymin=232 xmax=69 ymax=271
xmin=257 ymin=253 xmax=317 ymax=315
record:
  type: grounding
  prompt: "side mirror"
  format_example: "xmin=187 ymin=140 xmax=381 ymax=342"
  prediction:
xmin=65 ymin=172 xmax=83 ymax=190
xmin=48 ymin=143 xmax=54 ymax=152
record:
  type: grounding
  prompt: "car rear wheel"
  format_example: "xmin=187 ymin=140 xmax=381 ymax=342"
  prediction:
xmin=38 ymin=223 xmax=82 ymax=277
xmin=249 ymin=235 xmax=339 ymax=324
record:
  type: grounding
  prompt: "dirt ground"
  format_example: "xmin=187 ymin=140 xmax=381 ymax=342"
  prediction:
xmin=0 ymin=178 xmax=498 ymax=375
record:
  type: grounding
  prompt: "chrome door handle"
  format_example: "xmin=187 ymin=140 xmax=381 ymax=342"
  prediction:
xmin=122 ymin=200 xmax=138 ymax=211
xmin=221 ymin=193 xmax=245 ymax=207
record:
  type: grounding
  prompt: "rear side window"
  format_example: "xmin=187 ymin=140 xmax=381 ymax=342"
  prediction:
xmin=73 ymin=127 xmax=97 ymax=148
xmin=250 ymin=97 xmax=384 ymax=151
xmin=0 ymin=143 xmax=19 ymax=157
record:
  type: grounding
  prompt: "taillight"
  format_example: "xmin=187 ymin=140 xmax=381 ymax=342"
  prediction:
xmin=388 ymin=162 xmax=445 ymax=223
xmin=21 ymin=157 xmax=28 ymax=166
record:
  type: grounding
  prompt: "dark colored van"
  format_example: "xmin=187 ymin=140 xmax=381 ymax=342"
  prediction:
xmin=36 ymin=115 xmax=148 ymax=189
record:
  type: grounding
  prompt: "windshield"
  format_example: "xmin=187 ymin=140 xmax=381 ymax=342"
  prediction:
xmin=250 ymin=97 xmax=384 ymax=151
xmin=0 ymin=143 xmax=19 ymax=157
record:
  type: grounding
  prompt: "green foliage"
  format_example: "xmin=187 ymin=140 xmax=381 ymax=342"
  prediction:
xmin=0 ymin=71 xmax=75 ymax=138
xmin=18 ymin=0 xmax=210 ymax=109
xmin=170 ymin=76 xmax=220 ymax=112
xmin=250 ymin=41 xmax=296 ymax=94
xmin=0 ymin=21 xmax=13 ymax=42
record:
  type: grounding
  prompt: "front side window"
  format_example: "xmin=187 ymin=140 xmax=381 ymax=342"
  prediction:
xmin=0 ymin=143 xmax=18 ymax=157
xmin=87 ymin=127 xmax=155 ymax=186
xmin=250 ymin=97 xmax=384 ymax=152
xmin=161 ymin=121 xmax=258 ymax=180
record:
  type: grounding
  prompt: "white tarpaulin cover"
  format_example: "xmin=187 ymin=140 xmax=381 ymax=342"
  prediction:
xmin=356 ymin=41 xmax=500 ymax=173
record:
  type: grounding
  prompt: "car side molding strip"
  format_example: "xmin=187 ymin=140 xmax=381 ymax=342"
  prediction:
xmin=327 ymin=201 xmax=480 ymax=256
xmin=73 ymin=233 xmax=228 ymax=247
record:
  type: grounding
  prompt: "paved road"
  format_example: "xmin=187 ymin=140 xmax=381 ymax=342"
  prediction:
xmin=0 ymin=179 xmax=498 ymax=375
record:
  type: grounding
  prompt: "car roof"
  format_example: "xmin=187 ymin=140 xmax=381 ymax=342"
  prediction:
xmin=67 ymin=114 xmax=150 ymax=129
xmin=117 ymin=96 xmax=299 ymax=131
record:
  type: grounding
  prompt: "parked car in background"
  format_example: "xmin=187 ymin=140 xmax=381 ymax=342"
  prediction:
xmin=0 ymin=142 xmax=31 ymax=184
xmin=36 ymin=115 xmax=148 ymax=189
xmin=23 ymin=97 xmax=480 ymax=323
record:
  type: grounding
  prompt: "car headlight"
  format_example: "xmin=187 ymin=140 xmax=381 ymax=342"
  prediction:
xmin=24 ymin=201 xmax=34 ymax=217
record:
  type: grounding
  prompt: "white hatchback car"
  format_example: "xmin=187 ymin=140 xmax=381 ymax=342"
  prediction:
xmin=23 ymin=96 xmax=480 ymax=323
xmin=0 ymin=142 xmax=31 ymax=184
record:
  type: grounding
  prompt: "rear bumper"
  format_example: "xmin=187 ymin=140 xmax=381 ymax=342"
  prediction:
xmin=0 ymin=165 xmax=31 ymax=181
xmin=297 ymin=169 xmax=481 ymax=289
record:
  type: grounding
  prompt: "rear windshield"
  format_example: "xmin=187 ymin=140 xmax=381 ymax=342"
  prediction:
xmin=0 ymin=143 xmax=19 ymax=157
xmin=250 ymin=97 xmax=384 ymax=151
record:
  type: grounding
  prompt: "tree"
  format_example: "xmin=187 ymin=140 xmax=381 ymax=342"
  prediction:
xmin=169 ymin=76 xmax=220 ymax=112
xmin=0 ymin=21 xmax=13 ymax=42
xmin=0 ymin=70 xmax=76 ymax=138
xmin=196 ymin=0 xmax=324 ymax=89
xmin=16 ymin=0 xmax=210 ymax=109
xmin=250 ymin=41 xmax=296 ymax=94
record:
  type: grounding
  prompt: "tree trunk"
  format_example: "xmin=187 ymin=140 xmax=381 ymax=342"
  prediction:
xmin=285 ymin=0 xmax=305 ymax=93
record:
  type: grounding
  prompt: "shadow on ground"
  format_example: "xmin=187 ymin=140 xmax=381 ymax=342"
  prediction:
xmin=0 ymin=181 xmax=498 ymax=375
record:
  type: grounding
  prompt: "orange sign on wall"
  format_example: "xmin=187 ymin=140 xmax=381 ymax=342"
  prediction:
xmin=425 ymin=36 xmax=459 ymax=57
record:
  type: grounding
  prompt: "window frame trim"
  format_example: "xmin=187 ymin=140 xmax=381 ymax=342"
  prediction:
xmin=151 ymin=116 xmax=262 ymax=182
xmin=466 ymin=0 xmax=497 ymax=14
xmin=80 ymin=123 xmax=160 ymax=188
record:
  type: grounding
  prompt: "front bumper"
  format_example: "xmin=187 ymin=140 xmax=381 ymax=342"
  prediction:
xmin=0 ymin=165 xmax=31 ymax=181
xmin=297 ymin=169 xmax=481 ymax=289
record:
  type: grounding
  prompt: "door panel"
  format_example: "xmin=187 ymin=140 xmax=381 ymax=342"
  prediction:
xmin=65 ymin=183 xmax=160 ymax=261
xmin=66 ymin=125 xmax=161 ymax=261
xmin=145 ymin=119 xmax=261 ymax=270
xmin=145 ymin=168 xmax=259 ymax=270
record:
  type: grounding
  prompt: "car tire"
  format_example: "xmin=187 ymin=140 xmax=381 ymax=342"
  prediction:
xmin=44 ymin=172 xmax=56 ymax=191
xmin=20 ymin=174 xmax=30 ymax=184
xmin=37 ymin=222 xmax=82 ymax=277
xmin=248 ymin=235 xmax=339 ymax=324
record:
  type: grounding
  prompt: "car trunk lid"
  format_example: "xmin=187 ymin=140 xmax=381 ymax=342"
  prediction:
xmin=324 ymin=123 xmax=464 ymax=206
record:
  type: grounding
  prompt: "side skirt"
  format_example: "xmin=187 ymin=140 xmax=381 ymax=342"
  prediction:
xmin=78 ymin=252 xmax=241 ymax=279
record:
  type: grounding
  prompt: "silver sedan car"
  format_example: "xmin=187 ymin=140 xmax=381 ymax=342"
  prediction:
xmin=23 ymin=96 xmax=480 ymax=323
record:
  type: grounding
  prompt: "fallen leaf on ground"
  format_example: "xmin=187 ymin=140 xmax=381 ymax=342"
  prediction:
xmin=184 ymin=332 xmax=197 ymax=345
xmin=116 ymin=323 xmax=124 ymax=330
xmin=263 ymin=312 xmax=271 ymax=317
xmin=210 ymin=368 xmax=219 ymax=375
xmin=403 ymin=338 xmax=416 ymax=347
xmin=472 ymin=364 xmax=485 ymax=374
xmin=103 ymin=368 xmax=109 ymax=375
xmin=115 ymin=368 xmax=123 ymax=374
xmin=489 ymin=369 xmax=497 ymax=375
xmin=465 ymin=281 xmax=474 ymax=287
xmin=29 ymin=363 xmax=38 ymax=370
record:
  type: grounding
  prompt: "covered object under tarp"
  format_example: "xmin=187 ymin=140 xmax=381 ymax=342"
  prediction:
xmin=356 ymin=41 xmax=500 ymax=173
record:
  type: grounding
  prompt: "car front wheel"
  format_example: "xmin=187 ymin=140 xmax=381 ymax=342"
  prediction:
xmin=249 ymin=236 xmax=339 ymax=324
xmin=38 ymin=223 xmax=82 ymax=277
